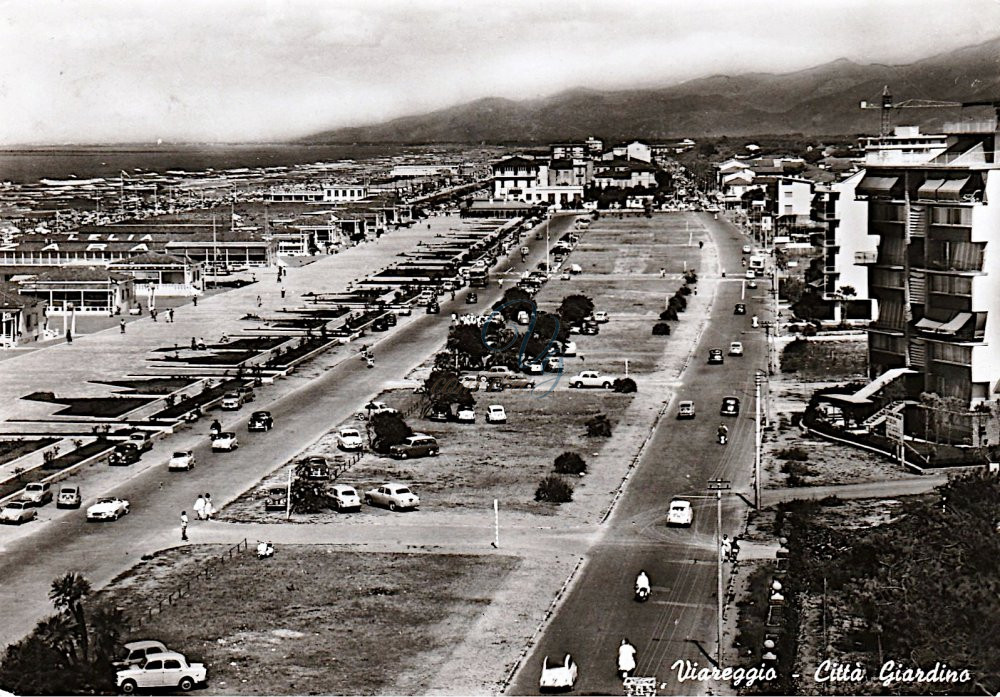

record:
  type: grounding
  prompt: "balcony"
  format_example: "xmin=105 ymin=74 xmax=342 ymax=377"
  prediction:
xmin=823 ymin=266 xmax=839 ymax=276
xmin=854 ymin=251 xmax=878 ymax=265
xmin=823 ymin=239 xmax=839 ymax=249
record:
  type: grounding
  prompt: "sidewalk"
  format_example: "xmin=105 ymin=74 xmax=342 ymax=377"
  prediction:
xmin=761 ymin=476 xmax=947 ymax=507
xmin=0 ymin=215 xmax=463 ymax=425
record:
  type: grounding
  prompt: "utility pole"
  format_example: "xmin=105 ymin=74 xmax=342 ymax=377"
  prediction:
xmin=545 ymin=211 xmax=550 ymax=275
xmin=754 ymin=371 xmax=765 ymax=509
xmin=285 ymin=466 xmax=293 ymax=521
xmin=212 ymin=215 xmax=218 ymax=290
xmin=707 ymin=478 xmax=731 ymax=667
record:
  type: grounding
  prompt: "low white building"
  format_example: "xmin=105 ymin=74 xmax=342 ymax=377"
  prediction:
xmin=324 ymin=185 xmax=369 ymax=202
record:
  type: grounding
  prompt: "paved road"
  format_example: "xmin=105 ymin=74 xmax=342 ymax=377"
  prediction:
xmin=509 ymin=213 xmax=764 ymax=696
xmin=0 ymin=214 xmax=577 ymax=650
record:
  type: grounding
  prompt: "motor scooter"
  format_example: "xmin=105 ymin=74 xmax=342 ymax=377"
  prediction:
xmin=634 ymin=585 xmax=650 ymax=602
xmin=210 ymin=420 xmax=222 ymax=438
xmin=366 ymin=357 xmax=375 ymax=369
xmin=751 ymin=315 xmax=760 ymax=328
xmin=718 ymin=432 xmax=728 ymax=445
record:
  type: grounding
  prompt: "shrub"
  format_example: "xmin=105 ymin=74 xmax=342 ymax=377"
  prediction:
xmin=679 ymin=285 xmax=692 ymax=296
xmin=586 ymin=413 xmax=613 ymax=437
xmin=684 ymin=270 xmax=698 ymax=284
xmin=535 ymin=475 xmax=574 ymax=503
xmin=652 ymin=322 xmax=671 ymax=336
xmin=613 ymin=377 xmax=638 ymax=393
xmin=802 ymin=324 xmax=818 ymax=337
xmin=776 ymin=447 xmax=810 ymax=461
xmin=660 ymin=307 xmax=678 ymax=322
xmin=291 ymin=468 xmax=334 ymax=513
xmin=781 ymin=461 xmax=817 ymax=478
xmin=554 ymin=452 xmax=587 ymax=475
xmin=369 ymin=412 xmax=413 ymax=454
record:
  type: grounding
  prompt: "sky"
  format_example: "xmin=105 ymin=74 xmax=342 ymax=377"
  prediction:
xmin=2 ymin=0 xmax=1000 ymax=145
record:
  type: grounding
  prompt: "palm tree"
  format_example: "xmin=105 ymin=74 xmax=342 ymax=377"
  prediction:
xmin=49 ymin=572 xmax=92 ymax=664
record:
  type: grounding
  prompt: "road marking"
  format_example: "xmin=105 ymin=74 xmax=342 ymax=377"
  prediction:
xmin=649 ymin=599 xmax=714 ymax=610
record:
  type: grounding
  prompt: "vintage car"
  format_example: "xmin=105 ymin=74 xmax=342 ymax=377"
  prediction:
xmin=22 ymin=481 xmax=53 ymax=506
xmin=116 ymin=652 xmax=207 ymax=694
xmin=263 ymin=486 xmax=287 ymax=511
xmin=677 ymin=400 xmax=696 ymax=420
xmin=456 ymin=407 xmax=476 ymax=424
xmin=667 ymin=499 xmax=694 ymax=527
xmin=539 ymin=654 xmax=578 ymax=692
xmin=167 ymin=451 xmax=196 ymax=471
xmin=113 ymin=641 xmax=170 ymax=669
xmin=87 ymin=497 xmax=130 ymax=522
xmin=720 ymin=396 xmax=741 ymax=417
xmin=389 ymin=434 xmax=439 ymax=459
xmin=0 ymin=500 xmax=37 ymax=525
xmin=247 ymin=411 xmax=274 ymax=432
xmin=364 ymin=482 xmax=420 ymax=511
xmin=330 ymin=484 xmax=362 ymax=512
xmin=336 ymin=427 xmax=364 ymax=450
xmin=109 ymin=442 xmax=143 ymax=466
xmin=57 ymin=484 xmax=82 ymax=509
xmin=708 ymin=349 xmax=724 ymax=364
xmin=210 ymin=432 xmax=238 ymax=452
xmin=569 ymin=371 xmax=614 ymax=389
xmin=486 ymin=405 xmax=507 ymax=424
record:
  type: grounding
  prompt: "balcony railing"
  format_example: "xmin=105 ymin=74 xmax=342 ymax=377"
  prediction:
xmin=854 ymin=251 xmax=878 ymax=264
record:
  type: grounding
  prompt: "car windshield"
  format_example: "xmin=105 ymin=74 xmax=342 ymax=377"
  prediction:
xmin=341 ymin=488 xmax=357 ymax=496
xmin=341 ymin=429 xmax=359 ymax=438
xmin=172 ymin=452 xmax=188 ymax=458
xmin=96 ymin=498 xmax=114 ymax=504
xmin=26 ymin=484 xmax=41 ymax=490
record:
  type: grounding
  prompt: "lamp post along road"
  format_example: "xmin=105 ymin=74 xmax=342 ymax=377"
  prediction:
xmin=707 ymin=478 xmax=732 ymax=667
xmin=754 ymin=371 xmax=765 ymax=509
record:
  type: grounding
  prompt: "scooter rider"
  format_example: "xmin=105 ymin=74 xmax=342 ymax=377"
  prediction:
xmin=635 ymin=570 xmax=651 ymax=595
xmin=717 ymin=423 xmax=729 ymax=442
xmin=210 ymin=419 xmax=222 ymax=436
xmin=617 ymin=638 xmax=637 ymax=679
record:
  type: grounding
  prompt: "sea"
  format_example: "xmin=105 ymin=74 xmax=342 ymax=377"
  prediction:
xmin=0 ymin=143 xmax=428 ymax=185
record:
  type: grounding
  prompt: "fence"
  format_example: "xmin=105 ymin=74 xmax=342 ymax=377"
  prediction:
xmin=127 ymin=539 xmax=248 ymax=632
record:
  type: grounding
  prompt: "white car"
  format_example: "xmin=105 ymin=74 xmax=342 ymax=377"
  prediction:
xmin=560 ymin=272 xmax=571 ymax=281
xmin=114 ymin=640 xmax=170 ymax=669
xmin=569 ymin=371 xmax=614 ymax=389
xmin=116 ymin=652 xmax=206 ymax=694
xmin=747 ymin=279 xmax=758 ymax=289
xmin=562 ymin=341 xmax=577 ymax=357
xmin=742 ymin=244 xmax=753 ymax=254
xmin=745 ymin=269 xmax=756 ymax=279
xmin=337 ymin=427 xmax=364 ymax=451
xmin=591 ymin=311 xmax=609 ymax=324
xmin=667 ymin=499 xmax=693 ymax=527
xmin=365 ymin=401 xmax=398 ymax=415
xmin=486 ymin=405 xmax=507 ymax=424
xmin=456 ymin=407 xmax=476 ymax=423
xmin=459 ymin=374 xmax=481 ymax=391
xmin=539 ymin=654 xmax=578 ymax=692
xmin=87 ymin=497 xmax=130 ymax=521
xmin=729 ymin=341 xmax=744 ymax=356
xmin=523 ymin=360 xmax=544 ymax=375
xmin=210 ymin=432 xmax=238 ymax=452
xmin=168 ymin=451 xmax=196 ymax=471
xmin=330 ymin=484 xmax=362 ymax=512
xmin=0 ymin=500 xmax=37 ymax=525
xmin=365 ymin=483 xmax=420 ymax=511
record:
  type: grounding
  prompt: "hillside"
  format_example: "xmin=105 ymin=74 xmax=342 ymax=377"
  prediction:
xmin=302 ymin=36 xmax=1000 ymax=143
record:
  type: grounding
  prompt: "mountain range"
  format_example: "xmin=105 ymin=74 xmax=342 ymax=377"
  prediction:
xmin=302 ymin=36 xmax=1000 ymax=144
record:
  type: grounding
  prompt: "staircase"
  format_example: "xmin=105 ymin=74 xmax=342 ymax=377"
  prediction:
xmin=862 ymin=400 xmax=907 ymax=430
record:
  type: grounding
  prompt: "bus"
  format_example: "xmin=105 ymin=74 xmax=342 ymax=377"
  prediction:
xmin=748 ymin=255 xmax=766 ymax=277
xmin=469 ymin=269 xmax=489 ymax=288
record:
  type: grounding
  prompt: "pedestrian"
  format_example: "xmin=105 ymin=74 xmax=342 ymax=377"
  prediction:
xmin=579 ymin=353 xmax=585 ymax=363
xmin=151 ymin=308 xmax=158 ymax=322
xmin=721 ymin=534 xmax=732 ymax=561
xmin=699 ymin=240 xmax=704 ymax=249
xmin=280 ymin=286 xmax=286 ymax=299
xmin=66 ymin=329 xmax=73 ymax=344
xmin=119 ymin=319 xmax=126 ymax=334
xmin=256 ymin=295 xmax=262 ymax=308
xmin=168 ymin=308 xmax=174 ymax=323
xmin=180 ymin=511 xmax=189 ymax=541
xmin=659 ymin=268 xmax=665 ymax=278
xmin=193 ymin=495 xmax=206 ymax=521
xmin=191 ymin=337 xmax=197 ymax=350
xmin=203 ymin=493 xmax=215 ymax=520
xmin=192 ymin=295 xmax=198 ymax=307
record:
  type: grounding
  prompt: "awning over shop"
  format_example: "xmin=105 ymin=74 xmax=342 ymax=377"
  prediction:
xmin=822 ymin=393 xmax=874 ymax=405
xmin=934 ymin=312 xmax=972 ymax=335
xmin=917 ymin=178 xmax=945 ymax=199
xmin=857 ymin=176 xmax=899 ymax=197
xmin=936 ymin=178 xmax=970 ymax=201
xmin=915 ymin=317 xmax=943 ymax=330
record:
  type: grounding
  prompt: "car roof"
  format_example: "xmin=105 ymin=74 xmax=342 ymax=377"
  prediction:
xmin=125 ymin=640 xmax=167 ymax=650
xmin=669 ymin=499 xmax=691 ymax=507
xmin=143 ymin=651 xmax=186 ymax=662
xmin=679 ymin=400 xmax=693 ymax=405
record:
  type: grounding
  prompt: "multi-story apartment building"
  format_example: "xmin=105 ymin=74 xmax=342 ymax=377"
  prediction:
xmin=490 ymin=156 xmax=583 ymax=207
xmin=862 ymin=128 xmax=1000 ymax=423
xmin=860 ymin=125 xmax=949 ymax=166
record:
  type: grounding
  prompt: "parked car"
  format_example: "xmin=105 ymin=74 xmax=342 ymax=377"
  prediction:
xmin=560 ymin=271 xmax=571 ymax=281
xmin=523 ymin=360 xmax=544 ymax=375
xmin=109 ymin=442 xmax=142 ymax=466
xmin=330 ymin=484 xmax=362 ymax=512
xmin=544 ymin=356 xmax=562 ymax=372
xmin=127 ymin=431 xmax=154 ymax=452
xmin=516 ymin=310 xmax=531 ymax=325
xmin=87 ymin=497 xmax=130 ymax=521
xmin=466 ymin=292 xmax=478 ymax=304
xmin=580 ymin=321 xmax=599 ymax=335
xmin=486 ymin=405 xmax=507 ymax=424
xmin=561 ymin=340 xmax=577 ymax=357
xmin=300 ymin=456 xmax=330 ymax=480
xmin=745 ymin=269 xmax=756 ymax=279
xmin=480 ymin=366 xmax=517 ymax=381
xmin=503 ymin=375 xmax=536 ymax=389
xmin=372 ymin=318 xmax=389 ymax=332
xmin=365 ymin=401 xmax=398 ymax=415
xmin=114 ymin=641 xmax=170 ymax=669
xmin=248 ymin=410 xmax=274 ymax=432
xmin=364 ymin=482 xmax=420 ymax=511
xmin=427 ymin=403 xmax=454 ymax=422
xmin=456 ymin=407 xmax=476 ymax=423
xmin=540 ymin=654 xmax=578 ymax=692
xmin=426 ymin=302 xmax=440 ymax=315
xmin=237 ymin=384 xmax=256 ymax=403
xmin=591 ymin=311 xmax=609 ymax=323
xmin=57 ymin=484 xmax=82 ymax=509
xmin=210 ymin=432 xmax=238 ymax=452
xmin=385 ymin=312 xmax=397 ymax=326
xmin=459 ymin=375 xmax=480 ymax=391
xmin=263 ymin=486 xmax=287 ymax=511
xmin=721 ymin=396 xmax=741 ymax=417
xmin=729 ymin=341 xmax=744 ymax=356
xmin=708 ymin=349 xmax=724 ymax=364
xmin=389 ymin=434 xmax=439 ymax=459
xmin=22 ymin=482 xmax=53 ymax=506
xmin=677 ymin=400 xmax=696 ymax=419
xmin=569 ymin=371 xmax=614 ymax=389
xmin=734 ymin=303 xmax=747 ymax=315
xmin=667 ymin=499 xmax=694 ymax=527
xmin=337 ymin=427 xmax=364 ymax=450
xmin=168 ymin=451 xmax=196 ymax=471
xmin=220 ymin=392 xmax=244 ymax=410
xmin=116 ymin=652 xmax=207 ymax=694
xmin=0 ymin=500 xmax=37 ymax=525
xmin=397 ymin=306 xmax=412 ymax=316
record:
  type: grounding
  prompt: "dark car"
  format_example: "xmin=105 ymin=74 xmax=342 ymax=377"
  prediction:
xmin=390 ymin=434 xmax=439 ymax=459
xmin=466 ymin=292 xmax=478 ymax=304
xmin=580 ymin=321 xmax=599 ymax=336
xmin=372 ymin=318 xmax=389 ymax=332
xmin=720 ymin=397 xmax=740 ymax=417
xmin=109 ymin=442 xmax=142 ymax=466
xmin=299 ymin=456 xmax=330 ymax=480
xmin=385 ymin=313 xmax=397 ymax=326
xmin=263 ymin=486 xmax=287 ymax=511
xmin=426 ymin=302 xmax=440 ymax=315
xmin=708 ymin=349 xmax=724 ymax=364
xmin=248 ymin=410 xmax=273 ymax=432
xmin=734 ymin=303 xmax=747 ymax=315
xmin=427 ymin=404 xmax=453 ymax=422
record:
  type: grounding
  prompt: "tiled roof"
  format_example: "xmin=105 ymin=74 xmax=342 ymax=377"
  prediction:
xmin=27 ymin=266 xmax=132 ymax=282
xmin=0 ymin=284 xmax=40 ymax=310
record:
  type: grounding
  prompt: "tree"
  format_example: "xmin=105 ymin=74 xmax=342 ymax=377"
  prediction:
xmin=369 ymin=411 xmax=413 ymax=454
xmin=780 ymin=277 xmax=806 ymax=305
xmin=291 ymin=465 xmax=334 ymax=513
xmin=613 ymin=377 xmax=638 ymax=393
xmin=423 ymin=369 xmax=475 ymax=412
xmin=491 ymin=287 xmax=533 ymax=321
xmin=49 ymin=572 xmax=91 ymax=667
xmin=652 ymin=323 xmax=671 ymax=336
xmin=447 ymin=324 xmax=490 ymax=365
xmin=558 ymin=294 xmax=595 ymax=326
xmin=586 ymin=414 xmax=613 ymax=437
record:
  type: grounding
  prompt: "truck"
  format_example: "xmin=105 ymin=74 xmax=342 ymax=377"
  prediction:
xmin=748 ymin=254 xmax=766 ymax=277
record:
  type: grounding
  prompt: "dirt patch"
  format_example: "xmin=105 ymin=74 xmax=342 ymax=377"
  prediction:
xmin=100 ymin=545 xmax=519 ymax=695
xmin=780 ymin=337 xmax=868 ymax=380
xmin=0 ymin=438 xmax=58 ymax=466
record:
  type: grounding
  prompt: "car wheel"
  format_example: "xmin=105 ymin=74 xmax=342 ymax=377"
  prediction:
xmin=570 ymin=382 xmax=579 ymax=388
xmin=365 ymin=495 xmax=373 ymax=506
xmin=430 ymin=449 xmax=439 ymax=456
xmin=399 ymin=452 xmax=408 ymax=459
xmin=121 ymin=679 xmax=137 ymax=695
xmin=389 ymin=502 xmax=397 ymax=512
xmin=603 ymin=382 xmax=611 ymax=389
xmin=178 ymin=676 xmax=195 ymax=691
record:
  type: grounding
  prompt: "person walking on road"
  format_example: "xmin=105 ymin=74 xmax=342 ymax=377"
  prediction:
xmin=191 ymin=337 xmax=197 ymax=350
xmin=119 ymin=319 xmax=126 ymax=334
xmin=151 ymin=308 xmax=158 ymax=322
xmin=659 ymin=268 xmax=665 ymax=278
xmin=203 ymin=493 xmax=215 ymax=520
xmin=193 ymin=495 xmax=206 ymax=521
xmin=180 ymin=511 xmax=189 ymax=541
xmin=168 ymin=308 xmax=174 ymax=323
xmin=280 ymin=286 xmax=286 ymax=299
xmin=192 ymin=295 xmax=198 ymax=307
xmin=256 ymin=295 xmax=262 ymax=308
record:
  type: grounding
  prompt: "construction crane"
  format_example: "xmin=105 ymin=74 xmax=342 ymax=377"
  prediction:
xmin=860 ymin=86 xmax=1000 ymax=136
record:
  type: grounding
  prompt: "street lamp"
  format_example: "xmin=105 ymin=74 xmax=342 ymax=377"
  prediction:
xmin=707 ymin=478 xmax=731 ymax=667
